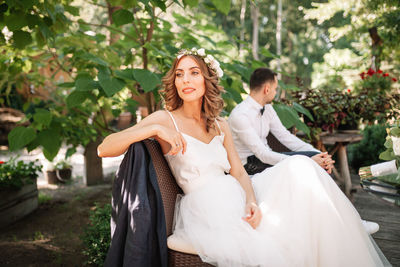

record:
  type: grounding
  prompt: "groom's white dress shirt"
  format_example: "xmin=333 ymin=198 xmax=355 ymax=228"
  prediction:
xmin=228 ymin=96 xmax=319 ymax=165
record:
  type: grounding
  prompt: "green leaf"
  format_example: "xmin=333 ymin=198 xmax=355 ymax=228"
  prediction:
xmin=66 ymin=91 xmax=89 ymax=108
xmin=64 ymin=5 xmax=80 ymax=16
xmin=115 ymin=69 xmax=135 ymax=80
xmin=26 ymin=14 xmax=41 ymax=28
xmin=126 ymin=99 xmax=139 ymax=114
xmin=75 ymin=73 xmax=98 ymax=91
xmin=58 ymin=82 xmax=75 ymax=88
xmin=278 ymin=80 xmax=301 ymax=91
xmin=98 ymin=67 xmax=126 ymax=96
xmin=8 ymin=127 xmax=36 ymax=151
xmin=211 ymin=0 xmax=231 ymax=15
xmin=37 ymin=129 xmax=61 ymax=161
xmin=293 ymin=119 xmax=310 ymax=136
xmin=229 ymin=63 xmax=252 ymax=83
xmin=260 ymin=47 xmax=279 ymax=59
xmin=12 ymin=30 xmax=33 ymax=49
xmin=384 ymin=138 xmax=393 ymax=149
xmin=33 ymin=108 xmax=52 ymax=127
xmin=66 ymin=147 xmax=76 ymax=158
xmin=183 ymin=0 xmax=198 ymax=7
xmin=379 ymin=150 xmax=394 ymax=161
xmin=390 ymin=127 xmax=400 ymax=137
xmin=273 ymin=103 xmax=298 ymax=129
xmin=293 ymin=102 xmax=314 ymax=121
xmin=112 ymin=9 xmax=134 ymax=26
xmin=151 ymin=0 xmax=167 ymax=11
xmin=5 ymin=13 xmax=28 ymax=31
xmin=79 ymin=53 xmax=109 ymax=67
xmin=132 ymin=69 xmax=161 ymax=92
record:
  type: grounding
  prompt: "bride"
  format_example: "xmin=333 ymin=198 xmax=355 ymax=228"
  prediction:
xmin=98 ymin=48 xmax=390 ymax=266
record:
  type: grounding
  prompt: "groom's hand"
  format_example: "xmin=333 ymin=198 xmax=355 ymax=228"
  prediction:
xmin=312 ymin=153 xmax=335 ymax=174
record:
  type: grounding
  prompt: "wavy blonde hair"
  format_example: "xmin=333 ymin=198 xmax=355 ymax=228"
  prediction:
xmin=161 ymin=54 xmax=225 ymax=132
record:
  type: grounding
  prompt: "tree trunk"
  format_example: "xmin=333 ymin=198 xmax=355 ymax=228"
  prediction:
xmin=368 ymin=26 xmax=383 ymax=71
xmin=84 ymin=136 xmax=104 ymax=186
xmin=276 ymin=0 xmax=284 ymax=99
xmin=239 ymin=0 xmax=247 ymax=58
xmin=107 ymin=2 xmax=122 ymax=45
xmin=250 ymin=2 xmax=259 ymax=60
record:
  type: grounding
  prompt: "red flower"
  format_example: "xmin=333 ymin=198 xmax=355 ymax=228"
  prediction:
xmin=347 ymin=89 xmax=351 ymax=93
xmin=360 ymin=72 xmax=366 ymax=80
xmin=383 ymin=73 xmax=389 ymax=77
xmin=0 ymin=161 xmax=4 ymax=164
xmin=377 ymin=70 xmax=383 ymax=74
xmin=367 ymin=68 xmax=375 ymax=76
xmin=392 ymin=78 xmax=398 ymax=82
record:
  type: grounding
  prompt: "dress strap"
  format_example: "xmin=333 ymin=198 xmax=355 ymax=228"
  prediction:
xmin=166 ymin=110 xmax=180 ymax=132
xmin=214 ymin=118 xmax=222 ymax=135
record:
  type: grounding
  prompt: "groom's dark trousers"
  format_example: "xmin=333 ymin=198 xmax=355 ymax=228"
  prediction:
xmin=244 ymin=151 xmax=319 ymax=175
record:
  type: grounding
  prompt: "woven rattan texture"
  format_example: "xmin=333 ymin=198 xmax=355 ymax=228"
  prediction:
xmin=143 ymin=139 xmax=182 ymax=236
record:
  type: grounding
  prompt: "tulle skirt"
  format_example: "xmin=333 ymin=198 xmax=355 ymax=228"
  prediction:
xmin=173 ymin=155 xmax=390 ymax=267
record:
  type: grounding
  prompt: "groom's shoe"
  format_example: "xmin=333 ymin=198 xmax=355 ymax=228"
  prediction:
xmin=362 ymin=220 xmax=379 ymax=234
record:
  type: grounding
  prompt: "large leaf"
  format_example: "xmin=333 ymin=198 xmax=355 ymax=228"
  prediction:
xmin=8 ymin=127 xmax=36 ymax=151
xmin=260 ymin=47 xmax=279 ymax=59
xmin=211 ymin=0 xmax=231 ymax=15
xmin=75 ymin=73 xmax=98 ymax=91
xmin=98 ymin=67 xmax=126 ymax=96
xmin=79 ymin=53 xmax=109 ymax=66
xmin=66 ymin=91 xmax=90 ymax=108
xmin=12 ymin=30 xmax=32 ymax=49
xmin=273 ymin=103 xmax=299 ymax=129
xmin=112 ymin=9 xmax=134 ymax=26
xmin=37 ymin=129 xmax=61 ymax=161
xmin=183 ymin=0 xmax=199 ymax=7
xmin=5 ymin=13 xmax=28 ymax=30
xmin=293 ymin=102 xmax=314 ymax=121
xmin=33 ymin=108 xmax=52 ymax=126
xmin=132 ymin=69 xmax=161 ymax=92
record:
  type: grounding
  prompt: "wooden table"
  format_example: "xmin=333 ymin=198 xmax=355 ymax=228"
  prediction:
xmin=320 ymin=132 xmax=363 ymax=197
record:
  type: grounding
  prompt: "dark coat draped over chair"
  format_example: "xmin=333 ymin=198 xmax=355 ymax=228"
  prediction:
xmin=104 ymin=141 xmax=168 ymax=267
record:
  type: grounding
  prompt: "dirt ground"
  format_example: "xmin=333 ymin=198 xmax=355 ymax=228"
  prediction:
xmin=0 ymin=181 xmax=112 ymax=267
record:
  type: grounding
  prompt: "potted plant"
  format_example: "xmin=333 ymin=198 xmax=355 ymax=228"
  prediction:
xmin=45 ymin=160 xmax=73 ymax=184
xmin=0 ymin=158 xmax=42 ymax=228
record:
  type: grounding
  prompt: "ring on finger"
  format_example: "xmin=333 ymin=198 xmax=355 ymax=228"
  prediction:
xmin=175 ymin=143 xmax=180 ymax=147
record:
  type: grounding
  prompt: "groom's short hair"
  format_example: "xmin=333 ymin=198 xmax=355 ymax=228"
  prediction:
xmin=250 ymin=68 xmax=277 ymax=92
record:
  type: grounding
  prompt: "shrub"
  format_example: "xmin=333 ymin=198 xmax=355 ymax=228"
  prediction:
xmin=82 ymin=203 xmax=111 ymax=266
xmin=348 ymin=124 xmax=388 ymax=171
xmin=0 ymin=158 xmax=42 ymax=189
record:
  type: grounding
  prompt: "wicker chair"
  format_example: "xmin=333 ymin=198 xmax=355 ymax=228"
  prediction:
xmin=143 ymin=135 xmax=289 ymax=266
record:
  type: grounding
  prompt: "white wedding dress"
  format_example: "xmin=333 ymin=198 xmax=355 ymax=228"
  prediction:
xmin=164 ymin=112 xmax=390 ymax=267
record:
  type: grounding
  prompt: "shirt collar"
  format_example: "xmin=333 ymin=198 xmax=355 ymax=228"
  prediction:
xmin=245 ymin=95 xmax=264 ymax=110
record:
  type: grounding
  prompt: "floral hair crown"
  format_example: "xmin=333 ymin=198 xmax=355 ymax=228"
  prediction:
xmin=177 ymin=47 xmax=224 ymax=78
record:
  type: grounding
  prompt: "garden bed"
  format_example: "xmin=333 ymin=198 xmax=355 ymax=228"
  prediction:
xmin=0 ymin=180 xmax=38 ymax=228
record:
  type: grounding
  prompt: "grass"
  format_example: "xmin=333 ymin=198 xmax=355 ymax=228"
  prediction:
xmin=38 ymin=192 xmax=52 ymax=205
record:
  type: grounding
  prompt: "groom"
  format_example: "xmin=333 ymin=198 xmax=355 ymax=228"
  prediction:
xmin=228 ymin=67 xmax=379 ymax=234
xmin=228 ymin=67 xmax=334 ymax=175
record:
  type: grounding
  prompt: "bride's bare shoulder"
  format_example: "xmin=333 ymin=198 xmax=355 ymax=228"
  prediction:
xmin=142 ymin=110 xmax=171 ymax=125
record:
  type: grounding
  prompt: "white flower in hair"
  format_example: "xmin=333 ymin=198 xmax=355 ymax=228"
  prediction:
xmin=197 ymin=48 xmax=206 ymax=57
xmin=176 ymin=47 xmax=224 ymax=78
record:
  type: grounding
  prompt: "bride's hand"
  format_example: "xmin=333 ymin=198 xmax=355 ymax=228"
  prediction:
xmin=156 ymin=126 xmax=187 ymax=155
xmin=242 ymin=202 xmax=262 ymax=229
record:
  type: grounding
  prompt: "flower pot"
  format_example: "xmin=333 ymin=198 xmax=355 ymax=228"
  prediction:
xmin=0 ymin=180 xmax=38 ymax=228
xmin=45 ymin=168 xmax=72 ymax=184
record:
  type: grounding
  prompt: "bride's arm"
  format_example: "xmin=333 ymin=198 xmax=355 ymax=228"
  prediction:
xmin=98 ymin=110 xmax=186 ymax=157
xmin=218 ymin=118 xmax=262 ymax=229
